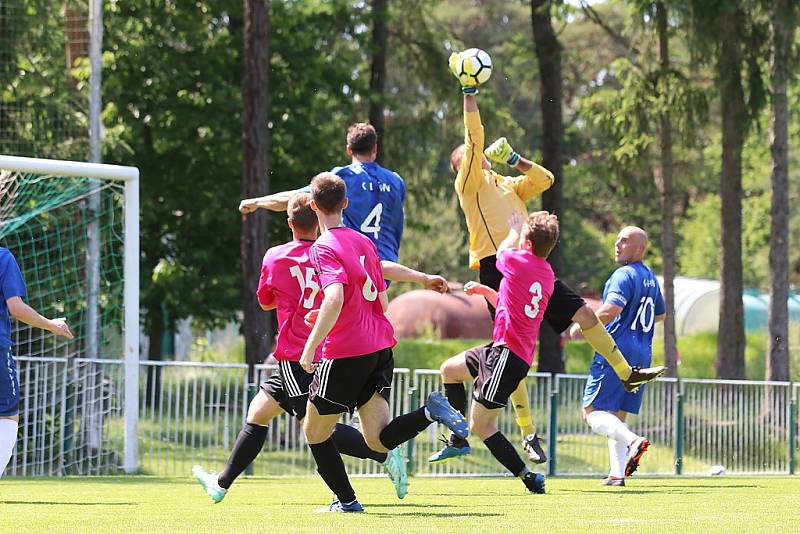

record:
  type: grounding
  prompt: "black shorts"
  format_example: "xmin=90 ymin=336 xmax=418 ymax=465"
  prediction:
xmin=309 ymin=348 xmax=394 ymax=415
xmin=260 ymin=360 xmax=313 ymax=419
xmin=471 ymin=344 xmax=530 ymax=409
xmin=478 ymin=256 xmax=585 ymax=334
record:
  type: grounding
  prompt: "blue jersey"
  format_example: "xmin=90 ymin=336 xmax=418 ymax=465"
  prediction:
xmin=303 ymin=161 xmax=406 ymax=262
xmin=0 ymin=248 xmax=27 ymax=348
xmin=598 ymin=261 xmax=665 ymax=366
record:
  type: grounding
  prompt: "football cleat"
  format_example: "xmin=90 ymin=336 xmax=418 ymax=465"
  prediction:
xmin=600 ymin=476 xmax=626 ymax=487
xmin=192 ymin=464 xmax=227 ymax=504
xmin=316 ymin=499 xmax=365 ymax=513
xmin=622 ymin=365 xmax=667 ymax=393
xmin=428 ymin=443 xmax=472 ymax=464
xmin=521 ymin=471 xmax=546 ymax=494
xmin=522 ymin=433 xmax=547 ymax=464
xmin=425 ymin=391 xmax=469 ymax=440
xmin=383 ymin=447 xmax=409 ymax=499
xmin=625 ymin=437 xmax=650 ymax=476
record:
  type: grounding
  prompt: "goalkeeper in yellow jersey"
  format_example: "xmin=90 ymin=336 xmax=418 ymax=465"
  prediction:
xmin=429 ymin=50 xmax=667 ymax=465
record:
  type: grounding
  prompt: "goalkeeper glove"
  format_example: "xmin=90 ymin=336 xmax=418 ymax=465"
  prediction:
xmin=484 ymin=137 xmax=521 ymax=166
xmin=448 ymin=52 xmax=479 ymax=95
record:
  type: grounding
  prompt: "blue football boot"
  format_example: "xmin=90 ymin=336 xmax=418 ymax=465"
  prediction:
xmin=425 ymin=390 xmax=469 ymax=440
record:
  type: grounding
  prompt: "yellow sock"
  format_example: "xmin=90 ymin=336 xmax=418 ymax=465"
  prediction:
xmin=582 ymin=322 xmax=632 ymax=380
xmin=510 ymin=379 xmax=535 ymax=437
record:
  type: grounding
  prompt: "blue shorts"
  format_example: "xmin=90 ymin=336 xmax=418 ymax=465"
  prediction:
xmin=582 ymin=355 xmax=646 ymax=415
xmin=0 ymin=347 xmax=19 ymax=417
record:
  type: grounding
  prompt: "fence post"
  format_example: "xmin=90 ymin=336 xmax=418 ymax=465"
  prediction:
xmin=244 ymin=369 xmax=257 ymax=476
xmin=406 ymin=385 xmax=418 ymax=475
xmin=548 ymin=375 xmax=558 ymax=477
xmin=789 ymin=385 xmax=796 ymax=476
xmin=674 ymin=383 xmax=684 ymax=476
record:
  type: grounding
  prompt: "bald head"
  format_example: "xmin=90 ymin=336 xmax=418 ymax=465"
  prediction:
xmin=615 ymin=226 xmax=648 ymax=265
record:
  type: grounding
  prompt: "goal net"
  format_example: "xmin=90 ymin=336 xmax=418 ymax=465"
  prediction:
xmin=0 ymin=155 xmax=139 ymax=475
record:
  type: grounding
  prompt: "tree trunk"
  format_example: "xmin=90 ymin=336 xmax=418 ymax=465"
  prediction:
xmin=241 ymin=0 xmax=271 ymax=368
xmin=654 ymin=1 xmax=678 ymax=377
xmin=531 ymin=0 xmax=565 ymax=373
xmin=715 ymin=7 xmax=746 ymax=380
xmin=766 ymin=0 xmax=793 ymax=382
xmin=369 ymin=0 xmax=388 ymax=164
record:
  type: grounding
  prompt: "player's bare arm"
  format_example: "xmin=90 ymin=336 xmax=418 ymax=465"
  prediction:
xmin=380 ymin=260 xmax=448 ymax=293
xmin=6 ymin=296 xmax=74 ymax=339
xmin=497 ymin=211 xmax=523 ymax=253
xmin=463 ymin=281 xmax=497 ymax=308
xmin=299 ymin=282 xmax=344 ymax=372
xmin=239 ymin=189 xmax=299 ymax=213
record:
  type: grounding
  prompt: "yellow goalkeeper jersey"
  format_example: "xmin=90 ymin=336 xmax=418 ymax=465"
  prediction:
xmin=454 ymin=109 xmax=555 ymax=269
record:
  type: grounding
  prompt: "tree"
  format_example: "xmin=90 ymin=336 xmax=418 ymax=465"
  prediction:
xmin=687 ymin=0 xmax=767 ymax=379
xmin=369 ymin=0 xmax=388 ymax=164
xmin=715 ymin=5 xmax=748 ymax=379
xmin=241 ymin=0 xmax=271 ymax=369
xmin=766 ymin=0 xmax=795 ymax=382
xmin=653 ymin=1 xmax=679 ymax=376
xmin=531 ymin=0 xmax=566 ymax=373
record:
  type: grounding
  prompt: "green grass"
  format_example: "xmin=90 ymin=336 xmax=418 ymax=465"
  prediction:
xmin=2 ymin=476 xmax=800 ymax=533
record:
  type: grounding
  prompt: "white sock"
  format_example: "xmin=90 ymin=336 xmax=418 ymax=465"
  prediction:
xmin=423 ymin=406 xmax=434 ymax=422
xmin=608 ymin=438 xmax=627 ymax=478
xmin=0 ymin=419 xmax=19 ymax=478
xmin=586 ymin=410 xmax=638 ymax=445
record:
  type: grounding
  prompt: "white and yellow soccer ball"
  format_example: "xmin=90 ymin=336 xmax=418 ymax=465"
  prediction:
xmin=456 ymin=48 xmax=492 ymax=86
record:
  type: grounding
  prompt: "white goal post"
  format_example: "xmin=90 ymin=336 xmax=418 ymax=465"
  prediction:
xmin=0 ymin=154 xmax=140 ymax=473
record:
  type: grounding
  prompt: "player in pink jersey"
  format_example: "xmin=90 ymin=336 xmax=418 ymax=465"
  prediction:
xmin=435 ymin=210 xmax=559 ymax=494
xmin=192 ymin=193 xmax=445 ymax=503
xmin=300 ymin=173 xmax=469 ymax=513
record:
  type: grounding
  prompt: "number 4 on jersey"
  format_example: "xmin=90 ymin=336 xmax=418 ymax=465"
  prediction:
xmin=360 ymin=203 xmax=383 ymax=239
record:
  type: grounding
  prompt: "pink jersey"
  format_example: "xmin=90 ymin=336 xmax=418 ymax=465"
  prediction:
xmin=310 ymin=227 xmax=396 ymax=359
xmin=492 ymin=248 xmax=555 ymax=366
xmin=256 ymin=239 xmax=323 ymax=362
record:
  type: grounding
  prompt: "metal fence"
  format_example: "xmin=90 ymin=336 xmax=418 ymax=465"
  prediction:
xmin=4 ymin=357 xmax=799 ymax=477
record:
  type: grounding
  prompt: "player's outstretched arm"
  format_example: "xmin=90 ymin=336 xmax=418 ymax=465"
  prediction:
xmin=6 ymin=297 xmax=74 ymax=339
xmin=380 ymin=260 xmax=448 ymax=293
xmin=463 ymin=281 xmax=497 ymax=307
xmin=497 ymin=211 xmax=523 ymax=253
xmin=485 ymin=137 xmax=554 ymax=201
xmin=299 ymin=283 xmax=344 ymax=373
xmin=239 ymin=189 xmax=299 ymax=213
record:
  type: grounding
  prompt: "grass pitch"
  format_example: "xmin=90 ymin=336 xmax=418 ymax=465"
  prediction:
xmin=2 ymin=476 xmax=799 ymax=533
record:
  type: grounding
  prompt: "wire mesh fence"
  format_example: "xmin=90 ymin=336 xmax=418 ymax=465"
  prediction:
xmin=4 ymin=357 xmax=799 ymax=478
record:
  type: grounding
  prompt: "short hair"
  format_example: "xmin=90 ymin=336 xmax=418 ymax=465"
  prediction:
xmin=450 ymin=144 xmax=466 ymax=173
xmin=287 ymin=192 xmax=318 ymax=232
xmin=525 ymin=211 xmax=560 ymax=258
xmin=310 ymin=172 xmax=347 ymax=214
xmin=347 ymin=123 xmax=377 ymax=155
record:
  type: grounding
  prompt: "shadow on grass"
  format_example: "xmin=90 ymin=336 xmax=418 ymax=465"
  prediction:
xmin=367 ymin=512 xmax=503 ymax=518
xmin=0 ymin=501 xmax=134 ymax=506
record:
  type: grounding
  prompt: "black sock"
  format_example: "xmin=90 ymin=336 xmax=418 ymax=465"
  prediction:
xmin=443 ymin=382 xmax=467 ymax=415
xmin=379 ymin=407 xmax=431 ymax=450
xmin=217 ymin=422 xmax=268 ymax=489
xmin=332 ymin=423 xmax=387 ymax=463
xmin=484 ymin=431 xmax=527 ymax=477
xmin=309 ymin=437 xmax=356 ymax=503
xmin=443 ymin=383 xmax=469 ymax=447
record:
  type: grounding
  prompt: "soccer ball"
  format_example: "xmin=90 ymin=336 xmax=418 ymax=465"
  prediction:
xmin=456 ymin=48 xmax=492 ymax=86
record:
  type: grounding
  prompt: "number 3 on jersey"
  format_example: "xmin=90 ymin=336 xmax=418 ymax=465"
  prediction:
xmin=288 ymin=265 xmax=319 ymax=309
xmin=524 ymin=282 xmax=543 ymax=318
xmin=360 ymin=203 xmax=382 ymax=239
